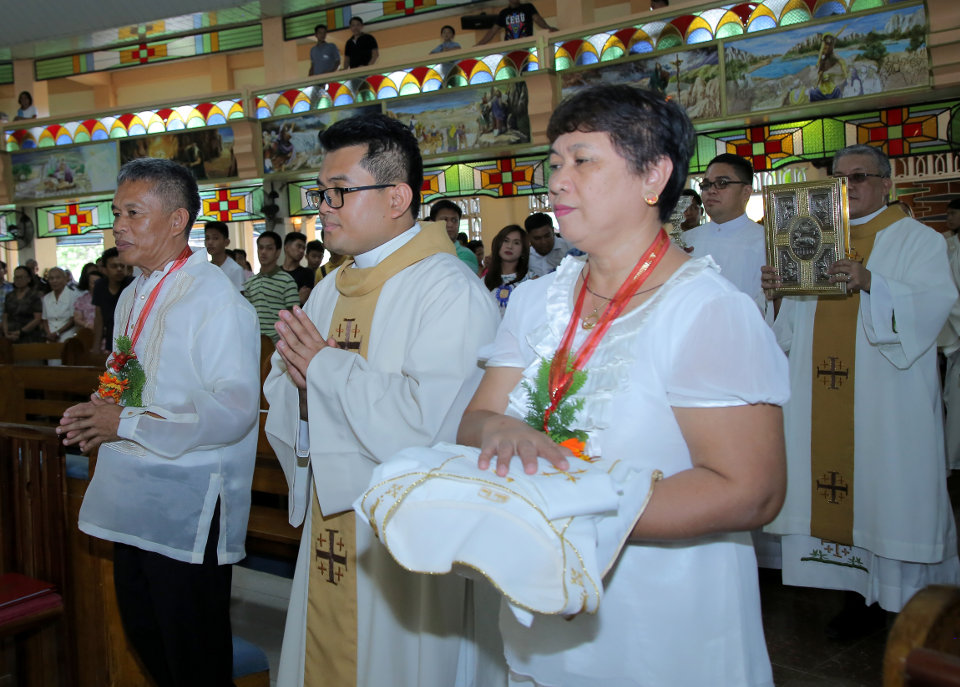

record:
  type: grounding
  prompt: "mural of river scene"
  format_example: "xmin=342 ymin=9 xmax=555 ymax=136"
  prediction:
xmin=725 ymin=4 xmax=927 ymax=116
xmin=561 ymin=47 xmax=721 ymax=121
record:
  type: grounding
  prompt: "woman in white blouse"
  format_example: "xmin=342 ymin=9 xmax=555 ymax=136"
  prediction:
xmin=458 ymin=85 xmax=789 ymax=687
xmin=42 ymin=266 xmax=79 ymax=341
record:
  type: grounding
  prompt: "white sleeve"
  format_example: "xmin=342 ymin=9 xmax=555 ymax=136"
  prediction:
xmin=116 ymin=303 xmax=261 ymax=457
xmin=666 ymin=290 xmax=790 ymax=408
xmin=860 ymin=229 xmax=958 ymax=369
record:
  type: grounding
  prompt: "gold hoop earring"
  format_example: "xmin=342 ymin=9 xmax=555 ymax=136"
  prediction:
xmin=644 ymin=193 xmax=659 ymax=206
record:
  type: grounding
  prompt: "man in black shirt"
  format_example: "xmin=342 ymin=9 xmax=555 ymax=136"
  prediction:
xmin=281 ymin=231 xmax=314 ymax=305
xmin=343 ymin=17 xmax=379 ymax=69
xmin=90 ymin=246 xmax=133 ymax=352
xmin=478 ymin=0 xmax=557 ymax=44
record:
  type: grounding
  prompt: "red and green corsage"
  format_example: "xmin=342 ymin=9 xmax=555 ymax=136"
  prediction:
xmin=97 ymin=335 xmax=145 ymax=407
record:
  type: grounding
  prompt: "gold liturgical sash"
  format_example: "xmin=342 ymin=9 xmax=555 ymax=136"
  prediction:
xmin=303 ymin=224 xmax=453 ymax=687
xmin=809 ymin=205 xmax=903 ymax=545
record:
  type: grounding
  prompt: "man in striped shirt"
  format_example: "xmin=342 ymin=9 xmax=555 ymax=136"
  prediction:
xmin=244 ymin=230 xmax=299 ymax=341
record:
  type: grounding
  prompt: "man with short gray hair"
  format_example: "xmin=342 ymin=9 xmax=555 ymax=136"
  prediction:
xmin=761 ymin=144 xmax=960 ymax=639
xmin=59 ymin=158 xmax=261 ymax=686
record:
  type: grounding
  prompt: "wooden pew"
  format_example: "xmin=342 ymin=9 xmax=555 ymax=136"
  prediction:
xmin=884 ymin=585 xmax=960 ymax=686
xmin=0 ymin=424 xmax=73 ymax=687
xmin=0 ymin=364 xmax=102 ymax=426
xmin=0 ymin=339 xmax=67 ymax=365
xmin=247 ymin=336 xmax=303 ymax=561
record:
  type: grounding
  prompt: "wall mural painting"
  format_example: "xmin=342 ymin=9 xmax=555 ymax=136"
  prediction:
xmin=120 ymin=127 xmax=238 ymax=180
xmin=260 ymin=105 xmax=382 ymax=175
xmin=11 ymin=141 xmax=120 ymax=201
xmin=385 ymin=81 xmax=530 ymax=158
xmin=560 ymin=47 xmax=721 ymax=121
xmin=725 ymin=4 xmax=928 ymax=116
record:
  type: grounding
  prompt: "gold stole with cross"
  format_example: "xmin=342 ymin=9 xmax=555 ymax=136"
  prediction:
xmin=302 ymin=224 xmax=454 ymax=687
xmin=809 ymin=205 xmax=903 ymax=546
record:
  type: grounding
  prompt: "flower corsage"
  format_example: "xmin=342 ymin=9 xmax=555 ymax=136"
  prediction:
xmin=523 ymin=357 xmax=591 ymax=461
xmin=97 ymin=335 xmax=145 ymax=407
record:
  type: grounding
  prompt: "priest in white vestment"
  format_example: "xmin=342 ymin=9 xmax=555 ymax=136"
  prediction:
xmin=263 ymin=113 xmax=501 ymax=687
xmin=685 ymin=153 xmax=768 ymax=313
xmin=761 ymin=144 xmax=960 ymax=639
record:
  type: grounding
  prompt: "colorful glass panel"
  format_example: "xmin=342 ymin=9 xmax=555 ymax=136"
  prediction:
xmin=253 ymin=50 xmax=538 ymax=118
xmin=3 ymin=99 xmax=243 ymax=152
xmin=36 ymin=200 xmax=113 ymax=237
xmin=198 ymin=186 xmax=265 ymax=222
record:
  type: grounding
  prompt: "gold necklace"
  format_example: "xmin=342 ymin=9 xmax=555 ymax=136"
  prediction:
xmin=580 ymin=276 xmax=663 ymax=330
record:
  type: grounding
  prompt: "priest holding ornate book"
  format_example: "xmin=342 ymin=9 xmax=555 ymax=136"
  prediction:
xmin=760 ymin=144 xmax=960 ymax=640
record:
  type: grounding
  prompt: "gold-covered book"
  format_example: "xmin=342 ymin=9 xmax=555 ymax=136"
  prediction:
xmin=763 ymin=178 xmax=851 ymax=296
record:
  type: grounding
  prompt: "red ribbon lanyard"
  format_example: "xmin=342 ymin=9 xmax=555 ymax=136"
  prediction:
xmin=124 ymin=246 xmax=193 ymax=349
xmin=543 ymin=229 xmax=670 ymax=432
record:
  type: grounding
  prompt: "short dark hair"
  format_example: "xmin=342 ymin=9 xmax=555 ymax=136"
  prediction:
xmin=320 ymin=113 xmax=424 ymax=218
xmin=524 ymin=212 xmax=553 ymax=232
xmin=441 ymin=24 xmax=456 ymax=36
xmin=429 ymin=199 xmax=461 ymax=221
xmin=102 ymin=247 xmax=120 ymax=264
xmin=314 ymin=24 xmax=328 ymax=33
xmin=18 ymin=91 xmax=32 ymax=107
xmin=350 ymin=16 xmax=364 ymax=25
xmin=284 ymin=231 xmax=307 ymax=246
xmin=948 ymin=198 xmax=960 ymax=211
xmin=707 ymin=153 xmax=754 ymax=185
xmin=681 ymin=189 xmax=702 ymax=207
xmin=116 ymin=158 xmax=201 ymax=234
xmin=547 ymin=85 xmax=694 ymax=223
xmin=257 ymin=231 xmax=282 ymax=251
xmin=306 ymin=239 xmax=325 ymax=254
xmin=205 ymin=221 xmax=229 ymax=239
xmin=234 ymin=248 xmax=247 ymax=259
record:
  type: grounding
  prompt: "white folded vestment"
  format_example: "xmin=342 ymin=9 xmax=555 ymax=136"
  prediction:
xmin=355 ymin=442 xmax=660 ymax=623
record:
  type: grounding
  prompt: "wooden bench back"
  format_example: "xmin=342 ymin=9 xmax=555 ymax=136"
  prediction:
xmin=0 ymin=365 xmax=102 ymax=425
xmin=0 ymin=424 xmax=69 ymax=591
xmin=0 ymin=339 xmax=67 ymax=365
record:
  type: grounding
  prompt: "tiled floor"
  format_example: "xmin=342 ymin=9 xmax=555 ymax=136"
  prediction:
xmin=230 ymin=474 xmax=960 ymax=686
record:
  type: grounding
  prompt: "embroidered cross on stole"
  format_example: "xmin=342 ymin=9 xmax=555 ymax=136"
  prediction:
xmin=809 ymin=205 xmax=903 ymax=546
xmin=303 ymin=224 xmax=454 ymax=687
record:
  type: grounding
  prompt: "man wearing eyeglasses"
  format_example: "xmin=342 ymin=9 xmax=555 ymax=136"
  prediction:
xmin=684 ymin=153 xmax=767 ymax=310
xmin=760 ymin=144 xmax=959 ymax=640
xmin=262 ymin=113 xmax=501 ymax=687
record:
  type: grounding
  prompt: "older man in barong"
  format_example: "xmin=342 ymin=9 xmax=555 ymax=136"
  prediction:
xmin=58 ymin=158 xmax=260 ymax=687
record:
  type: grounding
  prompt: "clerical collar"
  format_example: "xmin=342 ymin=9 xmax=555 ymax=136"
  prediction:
xmin=711 ymin=213 xmax=749 ymax=228
xmin=353 ymin=223 xmax=420 ymax=268
xmin=849 ymin=206 xmax=885 ymax=226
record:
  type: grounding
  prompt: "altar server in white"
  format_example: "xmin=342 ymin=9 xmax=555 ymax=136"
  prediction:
xmin=263 ymin=113 xmax=501 ymax=687
xmin=685 ymin=153 xmax=767 ymax=310
xmin=761 ymin=144 xmax=960 ymax=639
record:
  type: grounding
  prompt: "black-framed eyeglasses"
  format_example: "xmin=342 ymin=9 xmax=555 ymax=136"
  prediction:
xmin=305 ymin=184 xmax=396 ymax=210
xmin=699 ymin=178 xmax=750 ymax=192
xmin=830 ymin=172 xmax=887 ymax=184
